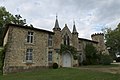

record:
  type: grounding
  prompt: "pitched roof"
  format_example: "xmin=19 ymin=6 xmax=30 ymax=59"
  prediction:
xmin=3 ymin=23 xmax=54 ymax=42
xmin=78 ymin=38 xmax=98 ymax=44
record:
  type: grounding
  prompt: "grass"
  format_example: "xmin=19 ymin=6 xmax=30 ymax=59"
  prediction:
xmin=0 ymin=68 xmax=120 ymax=80
xmin=81 ymin=64 xmax=120 ymax=68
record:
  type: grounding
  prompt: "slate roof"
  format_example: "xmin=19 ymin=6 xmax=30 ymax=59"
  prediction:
xmin=78 ymin=38 xmax=98 ymax=44
xmin=5 ymin=23 xmax=54 ymax=34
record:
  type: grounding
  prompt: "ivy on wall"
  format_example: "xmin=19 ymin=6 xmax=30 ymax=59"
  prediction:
xmin=60 ymin=44 xmax=78 ymax=60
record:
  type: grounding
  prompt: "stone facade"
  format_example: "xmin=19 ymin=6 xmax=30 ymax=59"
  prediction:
xmin=3 ymin=24 xmax=54 ymax=74
xmin=3 ymin=18 xmax=108 ymax=74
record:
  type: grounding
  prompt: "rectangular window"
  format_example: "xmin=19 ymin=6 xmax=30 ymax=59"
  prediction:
xmin=79 ymin=45 xmax=81 ymax=50
xmin=27 ymin=31 xmax=34 ymax=43
xmin=26 ymin=48 xmax=33 ymax=62
xmin=48 ymin=34 xmax=52 ymax=46
xmin=48 ymin=51 xmax=52 ymax=62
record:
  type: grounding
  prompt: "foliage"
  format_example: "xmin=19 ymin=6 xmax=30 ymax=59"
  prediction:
xmin=84 ymin=43 xmax=98 ymax=65
xmin=0 ymin=6 xmax=27 ymax=46
xmin=60 ymin=44 xmax=78 ymax=60
xmin=0 ymin=68 xmax=120 ymax=80
xmin=0 ymin=48 xmax=5 ymax=70
xmin=100 ymin=54 xmax=112 ymax=65
xmin=52 ymin=63 xmax=58 ymax=69
xmin=103 ymin=23 xmax=120 ymax=59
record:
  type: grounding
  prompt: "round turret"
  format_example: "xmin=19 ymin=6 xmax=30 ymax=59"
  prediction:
xmin=91 ymin=33 xmax=104 ymax=42
xmin=91 ymin=33 xmax=104 ymax=38
xmin=91 ymin=33 xmax=108 ymax=54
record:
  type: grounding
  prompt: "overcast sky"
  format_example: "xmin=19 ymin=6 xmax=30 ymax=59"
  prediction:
xmin=0 ymin=0 xmax=120 ymax=39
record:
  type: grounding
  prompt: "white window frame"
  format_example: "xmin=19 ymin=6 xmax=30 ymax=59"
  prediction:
xmin=48 ymin=51 xmax=52 ymax=63
xmin=48 ymin=34 xmax=53 ymax=47
xmin=26 ymin=48 xmax=33 ymax=63
xmin=27 ymin=31 xmax=34 ymax=43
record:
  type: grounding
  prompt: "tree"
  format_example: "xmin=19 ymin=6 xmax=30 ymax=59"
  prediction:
xmin=0 ymin=6 xmax=27 ymax=46
xmin=104 ymin=23 xmax=120 ymax=59
xmin=84 ymin=43 xmax=98 ymax=65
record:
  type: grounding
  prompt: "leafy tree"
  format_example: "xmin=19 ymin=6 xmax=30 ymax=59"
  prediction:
xmin=104 ymin=23 xmax=120 ymax=59
xmin=84 ymin=43 xmax=98 ymax=65
xmin=0 ymin=6 xmax=27 ymax=46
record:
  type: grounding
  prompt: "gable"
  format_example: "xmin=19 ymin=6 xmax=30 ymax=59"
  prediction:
xmin=61 ymin=26 xmax=72 ymax=39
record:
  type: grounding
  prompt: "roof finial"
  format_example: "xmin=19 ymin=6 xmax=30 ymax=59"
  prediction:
xmin=72 ymin=20 xmax=78 ymax=34
xmin=56 ymin=13 xmax=58 ymax=19
xmin=73 ymin=19 xmax=75 ymax=25
xmin=53 ymin=13 xmax=61 ymax=31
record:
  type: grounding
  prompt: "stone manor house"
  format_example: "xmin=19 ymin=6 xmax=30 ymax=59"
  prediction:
xmin=3 ymin=17 xmax=108 ymax=74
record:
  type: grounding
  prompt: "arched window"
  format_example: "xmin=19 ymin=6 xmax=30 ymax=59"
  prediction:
xmin=63 ymin=34 xmax=70 ymax=45
xmin=64 ymin=35 xmax=67 ymax=45
xmin=67 ymin=36 xmax=70 ymax=45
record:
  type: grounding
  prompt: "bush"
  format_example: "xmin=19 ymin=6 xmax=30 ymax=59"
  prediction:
xmin=53 ymin=63 xmax=58 ymax=69
xmin=100 ymin=54 xmax=112 ymax=65
xmin=82 ymin=60 xmax=88 ymax=65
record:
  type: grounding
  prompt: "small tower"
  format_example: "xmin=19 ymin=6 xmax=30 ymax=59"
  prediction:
xmin=72 ymin=21 xmax=78 ymax=49
xmin=53 ymin=15 xmax=62 ymax=49
xmin=52 ymin=15 xmax=62 ymax=64
xmin=91 ymin=33 xmax=109 ymax=54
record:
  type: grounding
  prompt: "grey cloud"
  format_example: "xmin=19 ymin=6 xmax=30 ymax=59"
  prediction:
xmin=1 ymin=0 xmax=120 ymax=39
xmin=96 ymin=0 xmax=120 ymax=22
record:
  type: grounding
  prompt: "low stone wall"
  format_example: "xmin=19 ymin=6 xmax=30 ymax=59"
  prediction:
xmin=3 ymin=66 xmax=48 ymax=75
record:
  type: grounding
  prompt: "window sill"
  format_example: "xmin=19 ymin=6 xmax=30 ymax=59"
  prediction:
xmin=24 ymin=43 xmax=35 ymax=45
xmin=48 ymin=61 xmax=53 ymax=63
xmin=48 ymin=46 xmax=53 ymax=49
xmin=22 ymin=61 xmax=35 ymax=64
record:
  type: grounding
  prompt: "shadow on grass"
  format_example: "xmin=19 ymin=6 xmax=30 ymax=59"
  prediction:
xmin=1 ymin=68 xmax=120 ymax=80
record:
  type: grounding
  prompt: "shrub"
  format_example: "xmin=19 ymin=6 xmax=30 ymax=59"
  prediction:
xmin=53 ymin=63 xmax=58 ymax=69
xmin=82 ymin=60 xmax=88 ymax=65
xmin=101 ymin=54 xmax=112 ymax=65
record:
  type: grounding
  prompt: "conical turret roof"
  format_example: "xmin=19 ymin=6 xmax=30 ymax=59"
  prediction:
xmin=72 ymin=21 xmax=78 ymax=34
xmin=53 ymin=15 xmax=61 ymax=31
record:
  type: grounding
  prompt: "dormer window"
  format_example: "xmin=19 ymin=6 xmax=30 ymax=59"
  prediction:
xmin=27 ymin=31 xmax=34 ymax=43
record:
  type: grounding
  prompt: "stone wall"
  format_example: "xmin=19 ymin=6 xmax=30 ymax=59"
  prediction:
xmin=3 ymin=25 xmax=53 ymax=74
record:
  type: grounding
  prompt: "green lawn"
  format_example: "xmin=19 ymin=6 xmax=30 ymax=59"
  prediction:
xmin=0 ymin=68 xmax=120 ymax=80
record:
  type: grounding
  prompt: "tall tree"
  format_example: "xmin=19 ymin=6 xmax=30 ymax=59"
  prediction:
xmin=0 ymin=6 xmax=27 ymax=46
xmin=104 ymin=23 xmax=120 ymax=59
xmin=84 ymin=43 xmax=98 ymax=65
